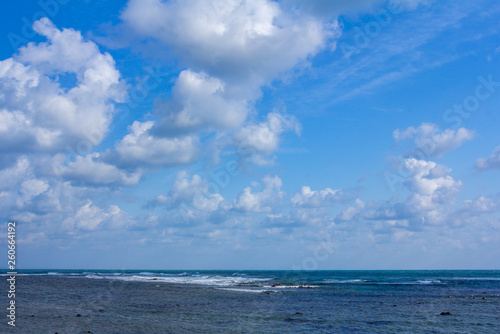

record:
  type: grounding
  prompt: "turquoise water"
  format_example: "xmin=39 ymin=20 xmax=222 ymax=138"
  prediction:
xmin=2 ymin=270 xmax=499 ymax=333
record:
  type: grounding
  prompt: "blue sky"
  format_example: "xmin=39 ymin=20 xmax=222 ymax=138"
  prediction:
xmin=1 ymin=0 xmax=500 ymax=270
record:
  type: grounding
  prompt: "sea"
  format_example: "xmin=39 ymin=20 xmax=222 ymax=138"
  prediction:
xmin=1 ymin=270 xmax=499 ymax=333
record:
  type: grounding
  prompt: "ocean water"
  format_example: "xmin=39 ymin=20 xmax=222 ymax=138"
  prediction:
xmin=1 ymin=270 xmax=499 ymax=333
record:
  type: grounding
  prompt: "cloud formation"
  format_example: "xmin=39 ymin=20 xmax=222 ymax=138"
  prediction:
xmin=235 ymin=112 xmax=301 ymax=165
xmin=291 ymin=186 xmax=347 ymax=208
xmin=233 ymin=175 xmax=285 ymax=213
xmin=0 ymin=18 xmax=124 ymax=156
xmin=110 ymin=121 xmax=199 ymax=168
xmin=115 ymin=0 xmax=334 ymax=166
xmin=0 ymin=19 xmax=133 ymax=239
xmin=476 ymin=145 xmax=500 ymax=170
xmin=341 ymin=158 xmax=462 ymax=227
xmin=394 ymin=123 xmax=474 ymax=157
xmin=121 ymin=0 xmax=331 ymax=87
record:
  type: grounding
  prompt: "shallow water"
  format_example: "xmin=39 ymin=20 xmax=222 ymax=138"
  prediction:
xmin=1 ymin=270 xmax=499 ymax=333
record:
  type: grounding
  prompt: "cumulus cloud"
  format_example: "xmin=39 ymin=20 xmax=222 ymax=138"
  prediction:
xmin=121 ymin=0 xmax=331 ymax=87
xmin=61 ymin=153 xmax=142 ymax=187
xmin=233 ymin=175 xmax=285 ymax=212
xmin=291 ymin=186 xmax=346 ymax=207
xmin=0 ymin=18 xmax=142 ymax=237
xmin=109 ymin=121 xmax=199 ymax=168
xmin=235 ymin=112 xmax=301 ymax=165
xmin=145 ymin=171 xmax=224 ymax=225
xmin=17 ymin=179 xmax=49 ymax=206
xmin=117 ymin=0 xmax=326 ymax=165
xmin=342 ymin=159 xmax=462 ymax=227
xmin=152 ymin=70 xmax=248 ymax=135
xmin=0 ymin=165 xmax=134 ymax=235
xmin=0 ymin=157 xmax=31 ymax=190
xmin=403 ymin=158 xmax=461 ymax=214
xmin=456 ymin=195 xmax=499 ymax=214
xmin=337 ymin=199 xmax=366 ymax=221
xmin=448 ymin=194 xmax=500 ymax=227
xmin=62 ymin=200 xmax=132 ymax=232
xmin=0 ymin=18 xmax=124 ymax=155
xmin=385 ymin=159 xmax=460 ymax=222
xmin=476 ymin=146 xmax=500 ymax=170
xmin=394 ymin=122 xmax=474 ymax=157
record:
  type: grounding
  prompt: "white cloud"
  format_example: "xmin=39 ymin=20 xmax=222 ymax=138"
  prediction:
xmin=337 ymin=199 xmax=366 ymax=221
xmin=0 ymin=157 xmax=30 ymax=190
xmin=403 ymin=158 xmax=461 ymax=214
xmin=19 ymin=179 xmax=49 ymax=199
xmin=476 ymin=145 xmax=500 ymax=170
xmin=117 ymin=0 xmax=330 ymax=166
xmin=153 ymin=70 xmax=248 ymax=135
xmin=291 ymin=186 xmax=346 ymax=207
xmin=394 ymin=122 xmax=474 ymax=157
xmin=0 ymin=18 xmax=124 ymax=155
xmin=146 ymin=171 xmax=224 ymax=215
xmin=457 ymin=195 xmax=499 ymax=214
xmin=62 ymin=200 xmax=131 ymax=232
xmin=343 ymin=159 xmax=461 ymax=227
xmin=235 ymin=112 xmax=301 ymax=165
xmin=121 ymin=0 xmax=331 ymax=88
xmin=61 ymin=153 xmax=142 ymax=186
xmin=233 ymin=175 xmax=284 ymax=212
xmin=111 ymin=121 xmax=199 ymax=168
xmin=16 ymin=178 xmax=49 ymax=208
xmin=448 ymin=194 xmax=500 ymax=227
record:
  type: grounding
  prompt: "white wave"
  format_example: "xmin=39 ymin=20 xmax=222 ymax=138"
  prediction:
xmin=323 ymin=279 xmax=365 ymax=284
xmin=416 ymin=280 xmax=442 ymax=284
xmin=375 ymin=280 xmax=444 ymax=285
xmin=89 ymin=274 xmax=273 ymax=287
xmin=85 ymin=274 xmax=104 ymax=279
xmin=263 ymin=284 xmax=319 ymax=289
xmin=217 ymin=288 xmax=277 ymax=293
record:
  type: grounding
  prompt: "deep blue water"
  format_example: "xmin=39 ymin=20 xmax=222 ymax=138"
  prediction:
xmin=1 ymin=270 xmax=499 ymax=333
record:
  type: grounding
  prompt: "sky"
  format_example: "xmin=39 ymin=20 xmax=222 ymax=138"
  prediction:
xmin=0 ymin=0 xmax=499 ymax=270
